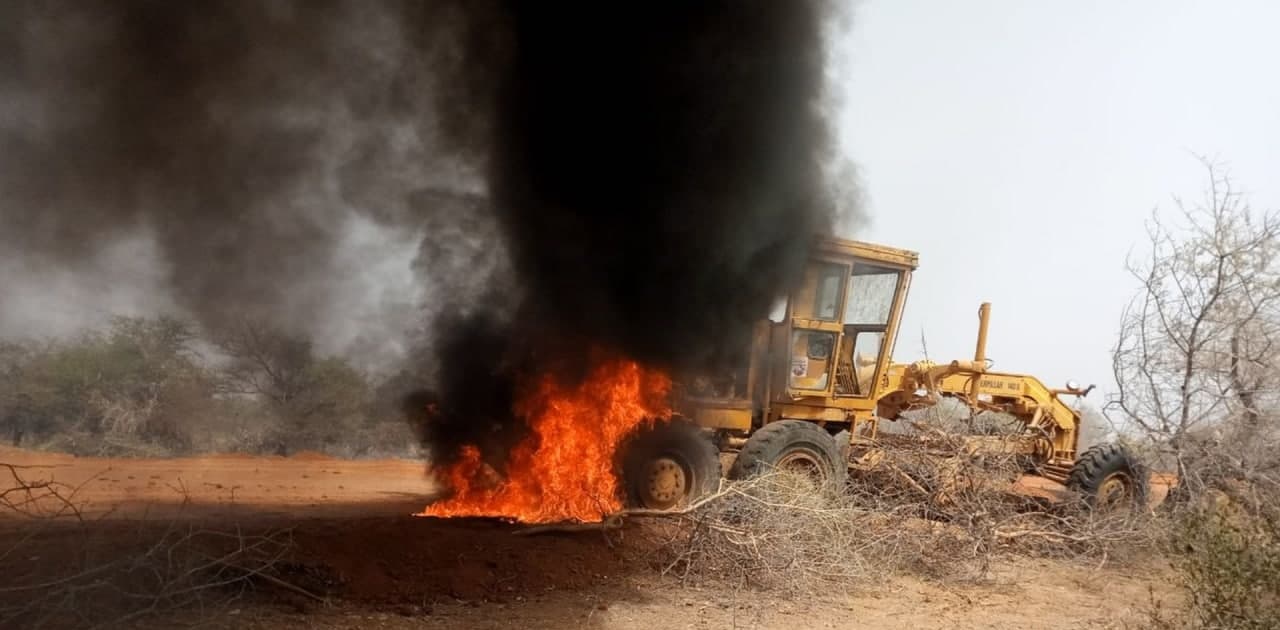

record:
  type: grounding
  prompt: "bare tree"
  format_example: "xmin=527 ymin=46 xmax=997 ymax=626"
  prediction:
xmin=1107 ymin=156 xmax=1280 ymax=494
xmin=210 ymin=318 xmax=373 ymax=454
xmin=210 ymin=318 xmax=314 ymax=407
xmin=0 ymin=342 xmax=33 ymax=446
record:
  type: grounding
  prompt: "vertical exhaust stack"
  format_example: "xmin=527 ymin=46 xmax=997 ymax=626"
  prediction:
xmin=974 ymin=302 xmax=992 ymax=365
xmin=948 ymin=302 xmax=992 ymax=375
xmin=971 ymin=302 xmax=992 ymax=401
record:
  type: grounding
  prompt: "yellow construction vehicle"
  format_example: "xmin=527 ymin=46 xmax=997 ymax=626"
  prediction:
xmin=619 ymin=235 xmax=1148 ymax=512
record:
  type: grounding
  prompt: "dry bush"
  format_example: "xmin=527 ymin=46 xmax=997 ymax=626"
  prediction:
xmin=1167 ymin=505 xmax=1280 ymax=630
xmin=0 ymin=461 xmax=324 ymax=629
xmin=1160 ymin=423 xmax=1280 ymax=512
xmin=0 ymin=525 xmax=305 ymax=629
xmin=641 ymin=436 xmax=1158 ymax=597
xmin=1141 ymin=494 xmax=1280 ymax=630
xmin=643 ymin=470 xmax=953 ymax=594
xmin=1141 ymin=436 xmax=1280 ymax=630
xmin=340 ymin=420 xmax=422 ymax=460
xmin=868 ymin=430 xmax=1158 ymax=560
xmin=878 ymin=407 xmax=1158 ymax=562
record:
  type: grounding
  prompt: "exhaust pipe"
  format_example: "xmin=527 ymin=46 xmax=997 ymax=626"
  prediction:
xmin=973 ymin=302 xmax=991 ymax=365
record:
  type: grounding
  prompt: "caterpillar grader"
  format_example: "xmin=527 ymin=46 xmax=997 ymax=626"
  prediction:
xmin=619 ymin=235 xmax=1149 ymax=512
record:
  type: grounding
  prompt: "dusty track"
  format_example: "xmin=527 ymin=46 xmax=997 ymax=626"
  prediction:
xmin=0 ymin=445 xmax=438 ymax=521
xmin=1 ymin=447 xmax=1176 ymax=629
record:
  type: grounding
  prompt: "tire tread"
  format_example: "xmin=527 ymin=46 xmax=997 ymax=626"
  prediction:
xmin=1066 ymin=442 xmax=1148 ymax=507
xmin=728 ymin=420 xmax=847 ymax=485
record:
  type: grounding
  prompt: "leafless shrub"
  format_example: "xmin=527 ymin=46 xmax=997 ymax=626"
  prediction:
xmin=1107 ymin=156 xmax=1280 ymax=492
xmin=643 ymin=471 xmax=929 ymax=594
xmin=1133 ymin=421 xmax=1280 ymax=629
xmin=1140 ymin=482 xmax=1280 ymax=630
xmin=0 ymin=461 xmax=325 ymax=629
xmin=1158 ymin=422 xmax=1280 ymax=515
xmin=1102 ymin=157 xmax=1280 ymax=628
xmin=0 ymin=462 xmax=101 ymax=523
xmin=0 ymin=525 xmax=311 ymax=630
xmin=640 ymin=435 xmax=1158 ymax=596
xmin=862 ymin=433 xmax=1157 ymax=563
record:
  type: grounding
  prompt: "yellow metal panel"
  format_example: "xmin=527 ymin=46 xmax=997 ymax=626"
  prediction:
xmin=974 ymin=374 xmax=1027 ymax=397
xmin=694 ymin=407 xmax=753 ymax=431
xmin=815 ymin=237 xmax=920 ymax=270
xmin=772 ymin=403 xmax=849 ymax=423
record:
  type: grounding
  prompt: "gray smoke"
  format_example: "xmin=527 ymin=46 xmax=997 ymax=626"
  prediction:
xmin=0 ymin=1 xmax=494 ymax=368
xmin=0 ymin=2 xmax=865 ymax=458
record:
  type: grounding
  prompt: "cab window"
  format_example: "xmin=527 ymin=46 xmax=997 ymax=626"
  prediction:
xmin=834 ymin=263 xmax=902 ymax=397
xmin=791 ymin=261 xmax=847 ymax=321
xmin=844 ymin=264 xmax=899 ymax=326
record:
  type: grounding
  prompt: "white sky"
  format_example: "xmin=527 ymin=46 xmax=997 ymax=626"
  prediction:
xmin=835 ymin=0 xmax=1280 ymax=403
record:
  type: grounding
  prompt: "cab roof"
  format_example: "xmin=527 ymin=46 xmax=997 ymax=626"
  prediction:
xmin=813 ymin=235 xmax=920 ymax=270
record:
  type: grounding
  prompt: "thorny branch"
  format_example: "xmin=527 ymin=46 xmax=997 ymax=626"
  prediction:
xmin=0 ymin=461 xmax=326 ymax=629
xmin=517 ymin=437 xmax=1155 ymax=596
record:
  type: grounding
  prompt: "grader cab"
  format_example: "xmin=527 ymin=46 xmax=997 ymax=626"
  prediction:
xmin=620 ymin=236 xmax=1148 ymax=513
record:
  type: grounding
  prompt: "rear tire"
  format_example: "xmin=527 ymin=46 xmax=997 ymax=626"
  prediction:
xmin=1066 ymin=443 xmax=1148 ymax=510
xmin=619 ymin=420 xmax=721 ymax=510
xmin=728 ymin=420 xmax=848 ymax=488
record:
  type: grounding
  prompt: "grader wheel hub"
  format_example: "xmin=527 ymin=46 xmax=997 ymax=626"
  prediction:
xmin=1097 ymin=472 xmax=1134 ymax=506
xmin=727 ymin=420 xmax=848 ymax=487
xmin=777 ymin=450 xmax=825 ymax=479
xmin=621 ymin=420 xmax=720 ymax=510
xmin=644 ymin=457 xmax=688 ymax=507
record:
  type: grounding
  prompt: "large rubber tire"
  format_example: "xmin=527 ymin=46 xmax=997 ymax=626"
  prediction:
xmin=728 ymin=420 xmax=848 ymax=487
xmin=619 ymin=420 xmax=722 ymax=510
xmin=1066 ymin=442 xmax=1148 ymax=510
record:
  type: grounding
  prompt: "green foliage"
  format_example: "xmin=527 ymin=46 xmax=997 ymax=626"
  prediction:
xmin=0 ymin=317 xmax=211 ymax=451
xmin=0 ymin=315 xmax=417 ymax=458
xmin=1165 ymin=503 xmax=1280 ymax=630
xmin=266 ymin=356 xmax=375 ymax=454
xmin=287 ymin=357 xmax=371 ymax=421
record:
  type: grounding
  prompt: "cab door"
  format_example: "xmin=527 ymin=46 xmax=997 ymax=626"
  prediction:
xmin=833 ymin=262 xmax=906 ymax=398
xmin=784 ymin=259 xmax=850 ymax=397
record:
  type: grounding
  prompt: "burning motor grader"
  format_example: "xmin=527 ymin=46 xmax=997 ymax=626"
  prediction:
xmin=619 ymin=236 xmax=1148 ymax=513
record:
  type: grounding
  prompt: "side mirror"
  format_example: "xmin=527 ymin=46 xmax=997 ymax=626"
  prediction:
xmin=767 ymin=296 xmax=787 ymax=323
xmin=1054 ymin=380 xmax=1095 ymax=398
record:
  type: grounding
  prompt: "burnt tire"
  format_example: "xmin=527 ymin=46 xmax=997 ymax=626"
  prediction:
xmin=728 ymin=420 xmax=848 ymax=488
xmin=620 ymin=420 xmax=721 ymax=510
xmin=1066 ymin=442 xmax=1148 ymax=510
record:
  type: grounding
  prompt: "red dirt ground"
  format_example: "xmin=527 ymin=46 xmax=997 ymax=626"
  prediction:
xmin=0 ymin=446 xmax=1180 ymax=629
xmin=0 ymin=445 xmax=439 ymax=520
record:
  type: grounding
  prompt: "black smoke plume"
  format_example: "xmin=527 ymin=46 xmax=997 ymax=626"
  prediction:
xmin=0 ymin=1 xmax=496 ymax=352
xmin=0 ymin=1 xmax=851 ymax=467
xmin=411 ymin=1 xmax=846 ymax=467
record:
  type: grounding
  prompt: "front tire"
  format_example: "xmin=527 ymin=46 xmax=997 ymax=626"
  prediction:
xmin=1066 ymin=442 xmax=1148 ymax=510
xmin=728 ymin=420 xmax=848 ymax=488
xmin=619 ymin=420 xmax=722 ymax=510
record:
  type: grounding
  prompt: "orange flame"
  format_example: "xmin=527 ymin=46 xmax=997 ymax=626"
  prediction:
xmin=417 ymin=357 xmax=672 ymax=524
